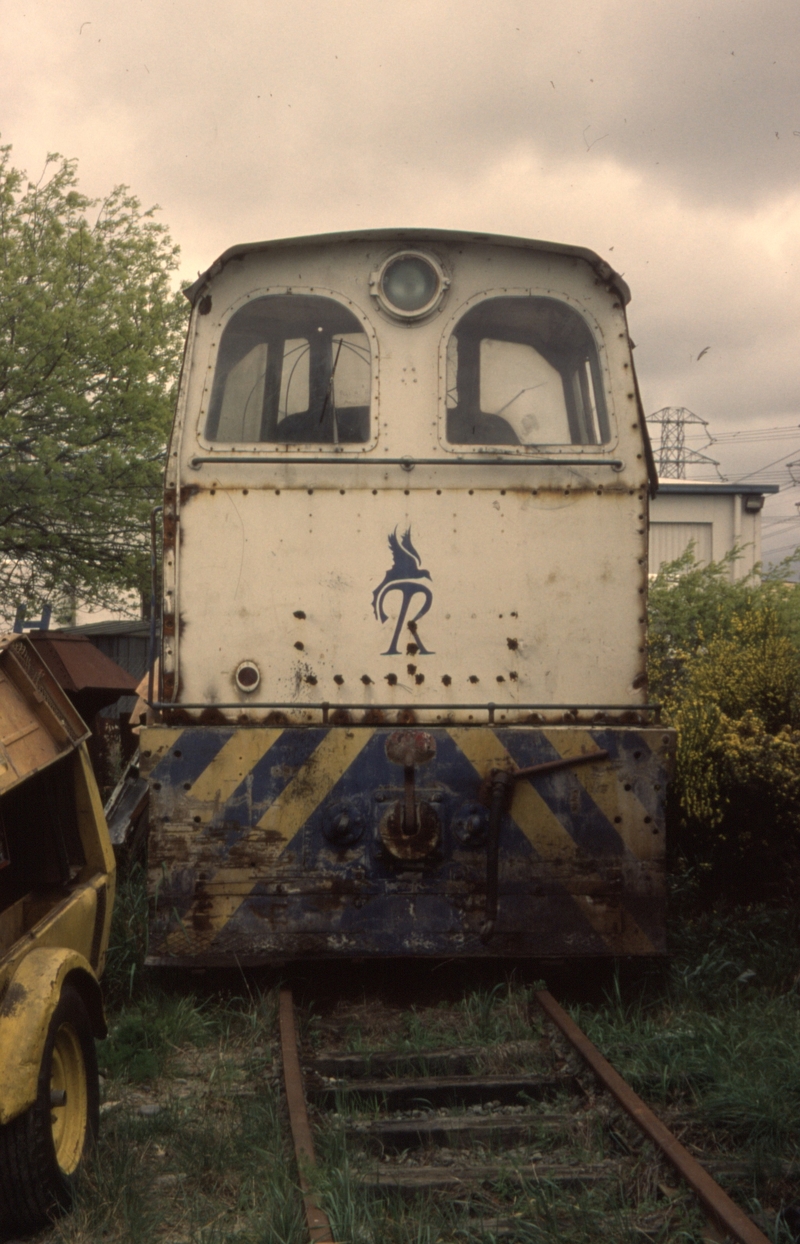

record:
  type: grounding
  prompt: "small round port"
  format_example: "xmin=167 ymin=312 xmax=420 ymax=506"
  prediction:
xmin=235 ymin=661 xmax=261 ymax=693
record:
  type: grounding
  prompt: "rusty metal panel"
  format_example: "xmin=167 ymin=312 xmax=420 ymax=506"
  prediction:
xmin=141 ymin=723 xmax=671 ymax=964
xmin=0 ymin=635 xmax=89 ymax=797
xmin=26 ymin=633 xmax=137 ymax=696
xmin=184 ymin=229 xmax=631 ymax=307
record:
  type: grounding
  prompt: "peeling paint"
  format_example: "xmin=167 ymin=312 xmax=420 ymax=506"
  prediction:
xmin=142 ymin=723 xmax=670 ymax=963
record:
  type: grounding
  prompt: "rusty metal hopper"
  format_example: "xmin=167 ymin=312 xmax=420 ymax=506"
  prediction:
xmin=0 ymin=634 xmax=90 ymax=801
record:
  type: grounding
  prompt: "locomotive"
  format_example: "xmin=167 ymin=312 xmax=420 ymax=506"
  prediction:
xmin=140 ymin=229 xmax=671 ymax=963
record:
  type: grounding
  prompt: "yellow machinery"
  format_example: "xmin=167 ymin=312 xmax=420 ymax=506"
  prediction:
xmin=0 ymin=633 xmax=116 ymax=1234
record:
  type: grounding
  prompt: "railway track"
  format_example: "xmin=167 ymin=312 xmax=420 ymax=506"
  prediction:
xmin=279 ymin=986 xmax=773 ymax=1244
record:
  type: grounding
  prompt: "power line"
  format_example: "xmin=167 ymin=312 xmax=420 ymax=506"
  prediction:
xmin=711 ymin=423 xmax=800 ymax=444
xmin=763 ymin=543 xmax=800 ymax=563
xmin=762 ymin=517 xmax=800 ymax=533
xmin=733 ymin=446 xmax=800 ymax=482
xmin=762 ymin=531 xmax=800 ymax=549
xmin=763 ymin=537 xmax=800 ymax=551
xmin=647 ymin=408 xmax=800 ymax=485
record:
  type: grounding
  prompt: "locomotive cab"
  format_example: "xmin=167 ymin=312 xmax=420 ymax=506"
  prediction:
xmin=141 ymin=230 xmax=671 ymax=963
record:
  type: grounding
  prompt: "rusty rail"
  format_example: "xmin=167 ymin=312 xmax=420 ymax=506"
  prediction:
xmin=282 ymin=984 xmax=773 ymax=1242
xmin=278 ymin=989 xmax=336 ymax=1244
xmin=535 ymin=990 xmax=771 ymax=1244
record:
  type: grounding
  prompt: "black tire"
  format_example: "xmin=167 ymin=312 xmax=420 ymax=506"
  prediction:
xmin=0 ymin=984 xmax=99 ymax=1235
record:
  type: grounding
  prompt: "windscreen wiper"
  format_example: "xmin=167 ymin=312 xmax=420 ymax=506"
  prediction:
xmin=318 ymin=336 xmax=345 ymax=444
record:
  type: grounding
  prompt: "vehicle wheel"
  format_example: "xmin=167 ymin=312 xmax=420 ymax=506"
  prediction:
xmin=0 ymin=984 xmax=99 ymax=1234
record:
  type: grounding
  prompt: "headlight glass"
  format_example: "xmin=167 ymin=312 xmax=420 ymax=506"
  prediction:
xmin=381 ymin=255 xmax=440 ymax=313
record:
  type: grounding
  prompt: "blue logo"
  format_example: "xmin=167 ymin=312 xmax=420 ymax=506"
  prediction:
xmin=372 ymin=527 xmax=434 ymax=656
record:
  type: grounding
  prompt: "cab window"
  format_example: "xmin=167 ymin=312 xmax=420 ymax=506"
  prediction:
xmin=445 ymin=296 xmax=609 ymax=446
xmin=205 ymin=295 xmax=371 ymax=444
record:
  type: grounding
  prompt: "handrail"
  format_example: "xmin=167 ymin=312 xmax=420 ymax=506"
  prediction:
xmin=189 ymin=454 xmax=625 ymax=471
xmin=147 ymin=505 xmax=163 ymax=711
xmin=150 ymin=699 xmax=659 ymax=715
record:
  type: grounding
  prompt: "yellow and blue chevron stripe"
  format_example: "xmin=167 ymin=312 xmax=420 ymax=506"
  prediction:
xmin=140 ymin=724 xmax=671 ymax=963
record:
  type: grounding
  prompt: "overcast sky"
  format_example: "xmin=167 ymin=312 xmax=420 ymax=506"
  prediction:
xmin=2 ymin=0 xmax=799 ymax=554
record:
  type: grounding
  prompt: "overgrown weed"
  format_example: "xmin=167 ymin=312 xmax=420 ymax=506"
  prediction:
xmin=574 ymin=902 xmax=800 ymax=1165
xmin=103 ymin=861 xmax=150 ymax=1006
xmin=65 ymin=865 xmax=800 ymax=1240
xmin=45 ymin=986 xmax=303 ymax=1244
xmin=315 ymin=1152 xmax=711 ymax=1243
xmin=336 ymin=981 xmax=540 ymax=1057
xmin=100 ymin=993 xmax=213 ymax=1082
xmin=49 ymin=1092 xmax=305 ymax=1244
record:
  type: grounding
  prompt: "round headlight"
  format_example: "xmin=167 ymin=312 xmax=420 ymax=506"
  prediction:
xmin=371 ymin=250 xmax=448 ymax=320
xmin=382 ymin=256 xmax=438 ymax=312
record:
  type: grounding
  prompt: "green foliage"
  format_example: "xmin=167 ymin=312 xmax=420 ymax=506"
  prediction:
xmin=648 ymin=545 xmax=800 ymax=702
xmin=103 ymin=862 xmax=150 ymax=1005
xmin=648 ymin=548 xmax=800 ymax=896
xmin=57 ymin=1049 xmax=304 ymax=1244
xmin=100 ymin=994 xmax=212 ymax=1082
xmin=0 ymin=143 xmax=188 ymax=620
xmin=575 ymin=905 xmax=800 ymax=1157
xmin=389 ymin=982 xmax=535 ymax=1051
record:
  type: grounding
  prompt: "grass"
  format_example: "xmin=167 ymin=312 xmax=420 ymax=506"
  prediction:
xmin=31 ymin=868 xmax=800 ymax=1243
xmin=98 ymin=994 xmax=213 ymax=1083
xmin=50 ymin=1090 xmax=304 ymax=1244
xmin=43 ymin=986 xmax=303 ymax=1244
xmin=102 ymin=861 xmax=151 ymax=1007
xmin=320 ymin=981 xmax=542 ymax=1062
xmin=31 ymin=869 xmax=300 ymax=1244
xmin=575 ymin=906 xmax=800 ymax=1156
xmin=567 ymin=904 xmax=800 ymax=1243
xmin=312 ymin=1126 xmax=715 ymax=1244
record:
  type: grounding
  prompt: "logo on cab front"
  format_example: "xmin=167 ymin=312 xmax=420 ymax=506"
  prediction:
xmin=372 ymin=527 xmax=434 ymax=656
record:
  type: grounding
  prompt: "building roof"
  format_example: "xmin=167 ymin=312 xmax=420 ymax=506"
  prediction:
xmin=59 ymin=620 xmax=152 ymax=639
xmin=656 ymin=480 xmax=779 ymax=496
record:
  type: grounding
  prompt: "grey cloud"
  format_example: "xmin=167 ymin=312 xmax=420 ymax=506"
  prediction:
xmin=0 ymin=0 xmax=798 ymax=464
xmin=8 ymin=0 xmax=798 ymax=213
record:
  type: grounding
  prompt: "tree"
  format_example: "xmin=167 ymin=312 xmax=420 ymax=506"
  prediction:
xmin=648 ymin=549 xmax=800 ymax=901
xmin=0 ymin=144 xmax=188 ymax=622
xmin=648 ymin=545 xmax=800 ymax=703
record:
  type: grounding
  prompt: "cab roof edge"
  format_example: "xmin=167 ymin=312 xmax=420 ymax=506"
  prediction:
xmin=183 ymin=227 xmax=631 ymax=308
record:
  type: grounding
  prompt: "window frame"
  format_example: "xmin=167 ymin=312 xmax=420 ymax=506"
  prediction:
xmin=194 ymin=286 xmax=381 ymax=456
xmin=437 ymin=288 xmax=618 ymax=457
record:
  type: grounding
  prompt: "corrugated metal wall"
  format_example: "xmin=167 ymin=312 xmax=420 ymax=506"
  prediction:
xmin=649 ymin=521 xmax=712 ymax=570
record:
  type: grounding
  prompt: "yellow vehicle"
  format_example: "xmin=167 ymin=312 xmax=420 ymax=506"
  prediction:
xmin=0 ymin=633 xmax=115 ymax=1234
